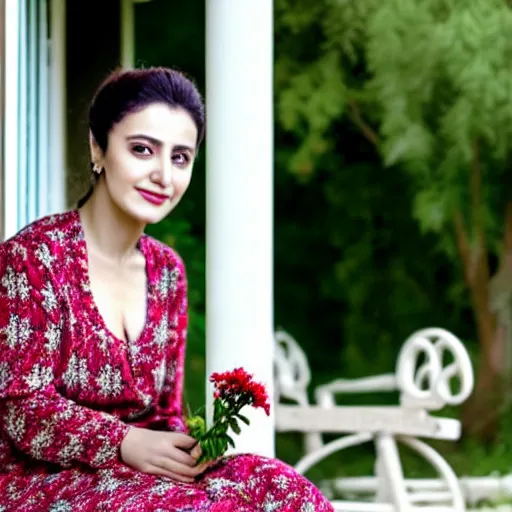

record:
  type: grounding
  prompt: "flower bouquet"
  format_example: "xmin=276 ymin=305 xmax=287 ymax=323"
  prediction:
xmin=186 ymin=367 xmax=270 ymax=464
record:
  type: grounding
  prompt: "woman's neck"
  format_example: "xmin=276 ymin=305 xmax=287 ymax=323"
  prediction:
xmin=78 ymin=186 xmax=145 ymax=265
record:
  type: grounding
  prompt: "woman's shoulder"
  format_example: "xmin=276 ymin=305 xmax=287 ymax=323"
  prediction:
xmin=141 ymin=235 xmax=186 ymax=275
xmin=0 ymin=210 xmax=78 ymax=262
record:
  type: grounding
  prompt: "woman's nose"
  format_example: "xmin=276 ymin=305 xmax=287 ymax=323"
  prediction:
xmin=152 ymin=158 xmax=173 ymax=188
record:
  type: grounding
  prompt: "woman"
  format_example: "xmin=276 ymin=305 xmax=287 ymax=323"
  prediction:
xmin=0 ymin=67 xmax=333 ymax=511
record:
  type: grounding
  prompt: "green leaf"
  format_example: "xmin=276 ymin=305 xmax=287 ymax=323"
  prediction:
xmin=186 ymin=415 xmax=206 ymax=440
xmin=213 ymin=399 xmax=223 ymax=422
xmin=215 ymin=436 xmax=226 ymax=458
xmin=412 ymin=188 xmax=451 ymax=234
xmin=229 ymin=418 xmax=241 ymax=435
xmin=199 ymin=438 xmax=213 ymax=463
xmin=236 ymin=413 xmax=250 ymax=426
xmin=219 ymin=435 xmax=228 ymax=455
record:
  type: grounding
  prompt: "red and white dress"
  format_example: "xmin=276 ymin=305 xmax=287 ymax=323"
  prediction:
xmin=0 ymin=210 xmax=333 ymax=512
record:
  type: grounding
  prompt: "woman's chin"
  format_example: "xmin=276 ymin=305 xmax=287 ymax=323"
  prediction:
xmin=119 ymin=199 xmax=175 ymax=226
xmin=132 ymin=206 xmax=171 ymax=226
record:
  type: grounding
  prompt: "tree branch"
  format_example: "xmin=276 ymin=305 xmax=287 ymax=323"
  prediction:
xmin=471 ymin=139 xmax=484 ymax=243
xmin=347 ymin=99 xmax=380 ymax=151
xmin=454 ymin=210 xmax=472 ymax=287
xmin=470 ymin=138 xmax=490 ymax=284
xmin=465 ymin=138 xmax=495 ymax=358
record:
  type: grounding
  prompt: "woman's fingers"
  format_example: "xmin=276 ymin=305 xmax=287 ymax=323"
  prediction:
xmin=171 ymin=433 xmax=198 ymax=450
xmin=147 ymin=465 xmax=196 ymax=484
xmin=155 ymin=457 xmax=206 ymax=478
xmin=195 ymin=462 xmax=210 ymax=475
xmin=189 ymin=442 xmax=202 ymax=460
xmin=164 ymin=473 xmax=195 ymax=484
xmin=207 ymin=458 xmax=220 ymax=469
xmin=168 ymin=446 xmax=197 ymax=467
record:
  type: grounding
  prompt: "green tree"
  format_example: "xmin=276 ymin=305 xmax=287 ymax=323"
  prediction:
xmin=276 ymin=0 xmax=512 ymax=438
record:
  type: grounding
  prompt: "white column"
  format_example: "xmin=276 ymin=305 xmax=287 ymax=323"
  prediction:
xmin=120 ymin=0 xmax=135 ymax=69
xmin=121 ymin=0 xmax=153 ymax=69
xmin=206 ymin=0 xmax=275 ymax=457
xmin=3 ymin=0 xmax=20 ymax=240
xmin=37 ymin=0 xmax=49 ymax=216
xmin=49 ymin=0 xmax=66 ymax=213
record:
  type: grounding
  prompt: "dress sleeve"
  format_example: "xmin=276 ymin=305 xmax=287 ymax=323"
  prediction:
xmin=0 ymin=243 xmax=130 ymax=468
xmin=144 ymin=256 xmax=189 ymax=433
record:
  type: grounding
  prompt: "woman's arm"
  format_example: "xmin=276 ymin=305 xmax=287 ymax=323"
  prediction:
xmin=0 ymin=242 xmax=130 ymax=468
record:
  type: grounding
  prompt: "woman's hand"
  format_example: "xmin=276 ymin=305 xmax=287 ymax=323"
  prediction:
xmin=120 ymin=427 xmax=210 ymax=483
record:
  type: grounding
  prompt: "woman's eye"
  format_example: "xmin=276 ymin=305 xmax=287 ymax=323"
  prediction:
xmin=132 ymin=144 xmax=152 ymax=156
xmin=172 ymin=153 xmax=190 ymax=167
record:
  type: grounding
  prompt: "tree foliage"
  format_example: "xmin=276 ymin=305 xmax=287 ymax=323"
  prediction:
xmin=276 ymin=0 xmax=512 ymax=436
xmin=277 ymin=0 xmax=512 ymax=242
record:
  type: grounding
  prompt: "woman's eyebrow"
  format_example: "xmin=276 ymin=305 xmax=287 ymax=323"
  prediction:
xmin=126 ymin=134 xmax=163 ymax=146
xmin=173 ymin=144 xmax=195 ymax=154
xmin=126 ymin=135 xmax=195 ymax=153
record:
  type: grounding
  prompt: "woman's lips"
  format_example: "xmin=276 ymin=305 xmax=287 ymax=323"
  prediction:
xmin=136 ymin=188 xmax=169 ymax=206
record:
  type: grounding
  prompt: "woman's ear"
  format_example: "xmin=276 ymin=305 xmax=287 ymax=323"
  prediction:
xmin=88 ymin=130 xmax=104 ymax=166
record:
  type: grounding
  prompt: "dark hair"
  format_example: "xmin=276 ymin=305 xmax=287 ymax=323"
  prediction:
xmin=78 ymin=67 xmax=205 ymax=207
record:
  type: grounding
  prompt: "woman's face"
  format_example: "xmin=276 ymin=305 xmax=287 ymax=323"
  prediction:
xmin=92 ymin=102 xmax=198 ymax=225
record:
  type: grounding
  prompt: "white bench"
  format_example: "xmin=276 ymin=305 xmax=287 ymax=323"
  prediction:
xmin=274 ymin=327 xmax=475 ymax=511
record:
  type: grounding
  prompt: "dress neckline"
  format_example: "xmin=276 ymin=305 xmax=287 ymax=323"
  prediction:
xmin=71 ymin=209 xmax=153 ymax=346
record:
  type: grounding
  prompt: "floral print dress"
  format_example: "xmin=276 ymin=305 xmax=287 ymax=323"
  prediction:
xmin=0 ymin=211 xmax=333 ymax=512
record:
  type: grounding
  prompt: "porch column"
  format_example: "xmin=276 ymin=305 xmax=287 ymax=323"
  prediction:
xmin=49 ymin=0 xmax=66 ymax=214
xmin=3 ymin=0 xmax=19 ymax=240
xmin=120 ymin=0 xmax=135 ymax=69
xmin=121 ymin=0 xmax=153 ymax=70
xmin=205 ymin=0 xmax=274 ymax=456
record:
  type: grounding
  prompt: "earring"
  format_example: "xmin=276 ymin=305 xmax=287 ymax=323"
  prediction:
xmin=90 ymin=162 xmax=103 ymax=174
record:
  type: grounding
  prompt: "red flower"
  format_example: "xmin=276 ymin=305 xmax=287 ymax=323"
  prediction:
xmin=247 ymin=381 xmax=271 ymax=416
xmin=210 ymin=367 xmax=270 ymax=416
xmin=210 ymin=367 xmax=251 ymax=398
